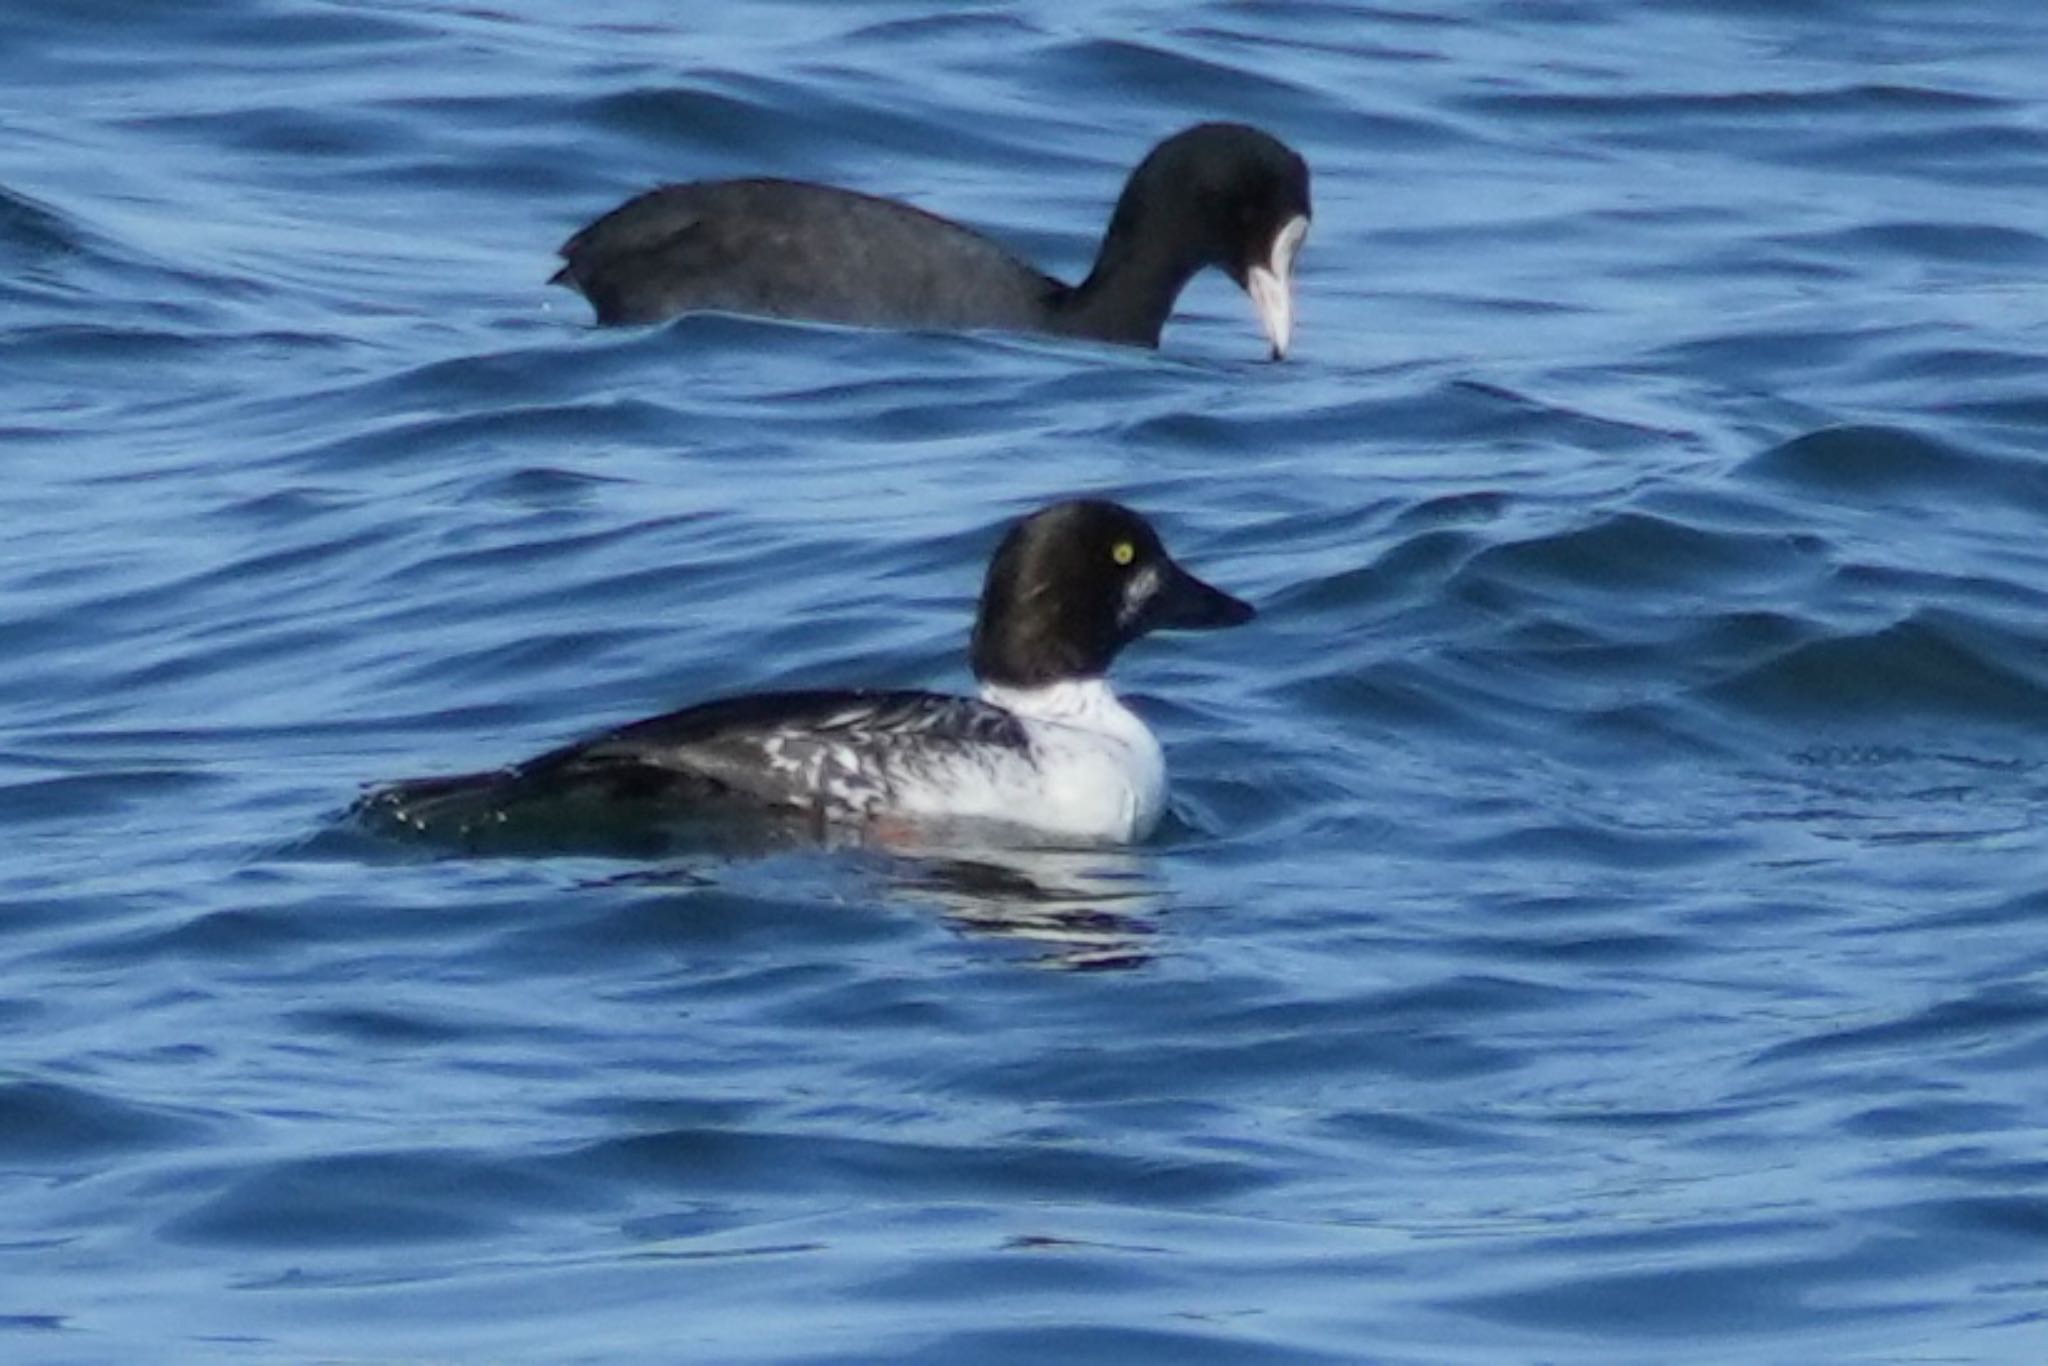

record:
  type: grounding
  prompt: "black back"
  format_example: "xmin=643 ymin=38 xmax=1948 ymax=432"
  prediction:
xmin=553 ymin=180 xmax=1058 ymax=330
xmin=355 ymin=690 xmax=1029 ymax=842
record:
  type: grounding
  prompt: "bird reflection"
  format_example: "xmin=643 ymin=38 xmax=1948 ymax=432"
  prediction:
xmin=880 ymin=844 xmax=1162 ymax=970
xmin=566 ymin=821 xmax=1167 ymax=970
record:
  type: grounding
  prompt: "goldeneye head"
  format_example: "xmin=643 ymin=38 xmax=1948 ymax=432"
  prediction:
xmin=969 ymin=500 xmax=1255 ymax=689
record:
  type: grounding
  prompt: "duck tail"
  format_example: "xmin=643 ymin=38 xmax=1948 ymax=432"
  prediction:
xmin=351 ymin=768 xmax=525 ymax=841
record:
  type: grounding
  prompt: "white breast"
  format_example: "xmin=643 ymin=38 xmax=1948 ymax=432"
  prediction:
xmin=946 ymin=678 xmax=1167 ymax=844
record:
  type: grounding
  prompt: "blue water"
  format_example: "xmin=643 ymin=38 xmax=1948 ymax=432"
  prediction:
xmin=7 ymin=0 xmax=2048 ymax=1359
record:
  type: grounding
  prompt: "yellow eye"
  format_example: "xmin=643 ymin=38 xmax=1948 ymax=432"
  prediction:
xmin=1111 ymin=541 xmax=1135 ymax=566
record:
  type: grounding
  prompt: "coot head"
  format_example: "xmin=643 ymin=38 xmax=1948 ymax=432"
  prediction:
xmin=1090 ymin=123 xmax=1313 ymax=358
xmin=970 ymin=500 xmax=1255 ymax=689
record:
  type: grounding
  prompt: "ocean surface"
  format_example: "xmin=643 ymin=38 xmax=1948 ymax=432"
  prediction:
xmin=6 ymin=0 xmax=2048 ymax=1359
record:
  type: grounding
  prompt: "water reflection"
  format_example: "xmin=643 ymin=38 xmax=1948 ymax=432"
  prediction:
xmin=880 ymin=843 xmax=1163 ymax=970
xmin=557 ymin=829 xmax=1167 ymax=969
xmin=337 ymin=793 xmax=1169 ymax=968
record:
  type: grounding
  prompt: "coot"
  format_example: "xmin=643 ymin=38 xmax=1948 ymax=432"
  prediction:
xmin=552 ymin=123 xmax=1312 ymax=357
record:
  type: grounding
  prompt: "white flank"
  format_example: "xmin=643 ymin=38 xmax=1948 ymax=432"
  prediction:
xmin=880 ymin=678 xmax=1169 ymax=844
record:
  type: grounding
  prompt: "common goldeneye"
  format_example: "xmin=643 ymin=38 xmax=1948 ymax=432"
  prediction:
xmin=357 ymin=499 xmax=1254 ymax=847
xmin=552 ymin=123 xmax=1312 ymax=358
